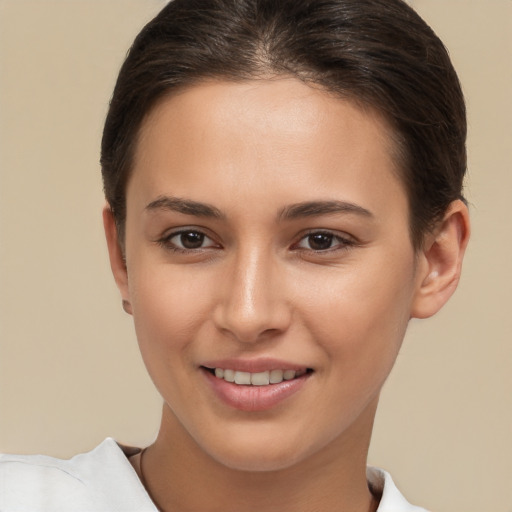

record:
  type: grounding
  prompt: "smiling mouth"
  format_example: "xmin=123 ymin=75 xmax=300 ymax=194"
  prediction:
xmin=203 ymin=367 xmax=313 ymax=386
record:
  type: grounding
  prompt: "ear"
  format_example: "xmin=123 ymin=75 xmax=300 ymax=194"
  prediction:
xmin=411 ymin=199 xmax=470 ymax=319
xmin=103 ymin=205 xmax=132 ymax=315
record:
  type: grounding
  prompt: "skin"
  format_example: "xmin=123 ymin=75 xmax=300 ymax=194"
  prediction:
xmin=104 ymin=78 xmax=469 ymax=512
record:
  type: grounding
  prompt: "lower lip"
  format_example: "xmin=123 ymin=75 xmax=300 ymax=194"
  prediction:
xmin=202 ymin=369 xmax=310 ymax=412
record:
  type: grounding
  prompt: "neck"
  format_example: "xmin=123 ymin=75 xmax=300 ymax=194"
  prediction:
xmin=136 ymin=402 xmax=379 ymax=512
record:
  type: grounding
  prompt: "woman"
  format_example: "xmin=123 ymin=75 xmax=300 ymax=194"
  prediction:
xmin=0 ymin=0 xmax=469 ymax=510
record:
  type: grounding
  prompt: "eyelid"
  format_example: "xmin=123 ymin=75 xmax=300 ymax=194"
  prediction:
xmin=155 ymin=226 xmax=357 ymax=254
xmin=157 ymin=226 xmax=221 ymax=252
xmin=292 ymin=229 xmax=357 ymax=252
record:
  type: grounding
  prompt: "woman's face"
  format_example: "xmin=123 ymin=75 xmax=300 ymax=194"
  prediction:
xmin=119 ymin=78 xmax=426 ymax=471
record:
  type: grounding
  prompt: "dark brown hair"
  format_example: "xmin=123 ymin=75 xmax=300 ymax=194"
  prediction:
xmin=101 ymin=0 xmax=466 ymax=248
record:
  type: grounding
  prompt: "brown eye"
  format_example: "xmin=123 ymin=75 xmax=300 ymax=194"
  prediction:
xmin=164 ymin=230 xmax=218 ymax=251
xmin=295 ymin=231 xmax=354 ymax=252
xmin=306 ymin=233 xmax=335 ymax=251
xmin=179 ymin=231 xmax=205 ymax=249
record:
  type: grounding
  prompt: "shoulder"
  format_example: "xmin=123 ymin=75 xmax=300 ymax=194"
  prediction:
xmin=368 ymin=467 xmax=430 ymax=512
xmin=0 ymin=438 xmax=156 ymax=512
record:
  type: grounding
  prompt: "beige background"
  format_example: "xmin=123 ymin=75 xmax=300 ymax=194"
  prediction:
xmin=0 ymin=1 xmax=510 ymax=511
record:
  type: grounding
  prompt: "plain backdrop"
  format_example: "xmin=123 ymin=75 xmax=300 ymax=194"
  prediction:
xmin=0 ymin=1 xmax=511 ymax=511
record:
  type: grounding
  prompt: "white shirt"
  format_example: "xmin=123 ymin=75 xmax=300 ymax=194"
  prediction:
xmin=0 ymin=438 xmax=428 ymax=511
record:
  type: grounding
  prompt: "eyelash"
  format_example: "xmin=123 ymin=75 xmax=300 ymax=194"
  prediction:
xmin=157 ymin=228 xmax=356 ymax=254
xmin=293 ymin=230 xmax=356 ymax=253
xmin=157 ymin=228 xmax=219 ymax=254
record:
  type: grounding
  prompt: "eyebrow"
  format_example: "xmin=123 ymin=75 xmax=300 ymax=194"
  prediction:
xmin=279 ymin=200 xmax=373 ymax=220
xmin=145 ymin=196 xmax=372 ymax=221
xmin=145 ymin=196 xmax=224 ymax=219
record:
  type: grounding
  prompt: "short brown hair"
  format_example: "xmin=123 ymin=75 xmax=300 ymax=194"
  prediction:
xmin=101 ymin=0 xmax=466 ymax=248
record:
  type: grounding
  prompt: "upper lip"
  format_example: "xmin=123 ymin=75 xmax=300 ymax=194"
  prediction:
xmin=201 ymin=357 xmax=310 ymax=373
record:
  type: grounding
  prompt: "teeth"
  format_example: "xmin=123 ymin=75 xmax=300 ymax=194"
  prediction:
xmin=223 ymin=369 xmax=235 ymax=382
xmin=234 ymin=371 xmax=251 ymax=385
xmin=213 ymin=368 xmax=304 ymax=385
xmin=251 ymin=371 xmax=270 ymax=386
xmin=269 ymin=369 xmax=284 ymax=383
xmin=283 ymin=370 xmax=296 ymax=380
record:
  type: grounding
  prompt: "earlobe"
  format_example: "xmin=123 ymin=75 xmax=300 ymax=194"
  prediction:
xmin=411 ymin=200 xmax=470 ymax=319
xmin=102 ymin=205 xmax=132 ymax=313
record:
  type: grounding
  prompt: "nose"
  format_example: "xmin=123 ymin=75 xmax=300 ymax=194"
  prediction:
xmin=213 ymin=246 xmax=292 ymax=344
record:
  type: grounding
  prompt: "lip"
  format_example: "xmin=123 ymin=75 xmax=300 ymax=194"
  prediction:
xmin=201 ymin=363 xmax=312 ymax=412
xmin=201 ymin=357 xmax=308 ymax=373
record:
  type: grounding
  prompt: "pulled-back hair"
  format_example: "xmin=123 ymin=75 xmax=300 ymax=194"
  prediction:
xmin=101 ymin=0 xmax=466 ymax=248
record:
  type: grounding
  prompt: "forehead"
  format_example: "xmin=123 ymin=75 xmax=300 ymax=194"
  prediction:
xmin=129 ymin=78 xmax=407 ymax=222
xmin=137 ymin=78 xmax=395 ymax=161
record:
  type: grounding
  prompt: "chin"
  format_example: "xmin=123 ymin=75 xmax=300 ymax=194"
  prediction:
xmin=200 ymin=431 xmax=317 ymax=473
xmin=213 ymin=448 xmax=304 ymax=473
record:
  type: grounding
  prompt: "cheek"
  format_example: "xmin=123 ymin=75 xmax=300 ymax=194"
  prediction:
xmin=127 ymin=267 xmax=219 ymax=412
xmin=128 ymin=265 xmax=215 ymax=364
xmin=297 ymin=253 xmax=416 ymax=371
